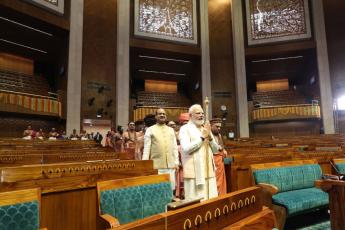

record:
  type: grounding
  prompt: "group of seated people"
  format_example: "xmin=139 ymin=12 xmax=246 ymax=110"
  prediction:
xmin=23 ymin=125 xmax=65 ymax=140
xmin=22 ymin=125 xmax=103 ymax=143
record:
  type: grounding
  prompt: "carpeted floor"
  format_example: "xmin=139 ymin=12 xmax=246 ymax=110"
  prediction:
xmin=284 ymin=208 xmax=330 ymax=230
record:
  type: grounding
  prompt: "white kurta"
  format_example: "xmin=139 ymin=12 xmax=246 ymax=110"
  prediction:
xmin=179 ymin=121 xmax=219 ymax=200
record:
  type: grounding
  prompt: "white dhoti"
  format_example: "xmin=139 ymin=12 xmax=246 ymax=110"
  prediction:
xmin=184 ymin=177 xmax=218 ymax=201
xmin=158 ymin=168 xmax=176 ymax=190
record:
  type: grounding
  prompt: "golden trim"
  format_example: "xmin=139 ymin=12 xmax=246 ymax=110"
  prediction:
xmin=237 ymin=199 xmax=244 ymax=209
xmin=251 ymin=195 xmax=256 ymax=204
xmin=230 ymin=202 xmax=237 ymax=211
xmin=205 ymin=211 xmax=212 ymax=222
xmin=214 ymin=208 xmax=221 ymax=218
xmin=194 ymin=215 xmax=202 ymax=226
xmin=223 ymin=205 xmax=229 ymax=214
xmin=245 ymin=197 xmax=250 ymax=206
xmin=183 ymin=219 xmax=192 ymax=230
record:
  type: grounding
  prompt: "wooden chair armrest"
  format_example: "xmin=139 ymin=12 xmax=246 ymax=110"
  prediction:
xmin=100 ymin=214 xmax=120 ymax=228
xmin=257 ymin=183 xmax=279 ymax=195
xmin=40 ymin=228 xmax=48 ymax=230
xmin=322 ymin=174 xmax=340 ymax=180
xmin=167 ymin=197 xmax=202 ymax=210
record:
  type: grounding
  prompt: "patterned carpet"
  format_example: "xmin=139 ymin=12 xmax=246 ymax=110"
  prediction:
xmin=296 ymin=220 xmax=330 ymax=230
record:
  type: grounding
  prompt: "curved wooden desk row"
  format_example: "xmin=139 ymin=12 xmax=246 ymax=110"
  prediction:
xmin=110 ymin=187 xmax=276 ymax=230
xmin=0 ymin=160 xmax=157 ymax=230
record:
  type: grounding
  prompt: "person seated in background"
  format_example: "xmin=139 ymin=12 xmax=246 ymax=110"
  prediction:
xmin=70 ymin=129 xmax=79 ymax=140
xmin=57 ymin=131 xmax=67 ymax=140
xmin=94 ymin=132 xmax=103 ymax=145
xmin=23 ymin=125 xmax=34 ymax=140
xmin=80 ymin=130 xmax=89 ymax=140
xmin=48 ymin=128 xmax=59 ymax=140
xmin=35 ymin=128 xmax=45 ymax=140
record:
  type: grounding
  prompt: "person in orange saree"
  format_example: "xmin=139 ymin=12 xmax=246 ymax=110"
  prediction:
xmin=210 ymin=118 xmax=227 ymax=195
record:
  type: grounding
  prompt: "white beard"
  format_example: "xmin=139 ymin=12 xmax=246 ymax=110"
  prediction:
xmin=192 ymin=118 xmax=204 ymax=126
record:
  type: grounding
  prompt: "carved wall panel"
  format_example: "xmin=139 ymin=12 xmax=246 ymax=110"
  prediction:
xmin=245 ymin=0 xmax=311 ymax=45
xmin=134 ymin=0 xmax=198 ymax=44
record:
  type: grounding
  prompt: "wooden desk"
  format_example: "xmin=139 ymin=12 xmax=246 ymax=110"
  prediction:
xmin=315 ymin=179 xmax=345 ymax=230
xmin=111 ymin=187 xmax=276 ymax=230
xmin=0 ymin=160 xmax=157 ymax=230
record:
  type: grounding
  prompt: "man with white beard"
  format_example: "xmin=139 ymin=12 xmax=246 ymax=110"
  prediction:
xmin=179 ymin=104 xmax=220 ymax=200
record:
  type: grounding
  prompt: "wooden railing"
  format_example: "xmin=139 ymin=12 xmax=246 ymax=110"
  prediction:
xmin=0 ymin=90 xmax=61 ymax=116
xmin=252 ymin=104 xmax=321 ymax=122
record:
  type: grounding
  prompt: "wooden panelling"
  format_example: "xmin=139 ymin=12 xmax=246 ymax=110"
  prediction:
xmin=208 ymin=0 xmax=237 ymax=135
xmin=81 ymin=0 xmax=117 ymax=121
xmin=130 ymin=38 xmax=201 ymax=56
xmin=256 ymin=79 xmax=289 ymax=92
xmin=250 ymin=120 xmax=321 ymax=137
xmin=41 ymin=188 xmax=97 ymax=230
xmin=0 ymin=188 xmax=40 ymax=206
xmin=245 ymin=40 xmax=316 ymax=58
xmin=0 ymin=53 xmax=33 ymax=75
xmin=145 ymin=80 xmax=177 ymax=93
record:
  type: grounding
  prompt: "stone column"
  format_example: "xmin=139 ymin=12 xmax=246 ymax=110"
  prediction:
xmin=66 ymin=0 xmax=84 ymax=135
xmin=231 ymin=0 xmax=249 ymax=137
xmin=116 ymin=0 xmax=130 ymax=127
xmin=312 ymin=0 xmax=335 ymax=134
xmin=200 ymin=0 xmax=213 ymax=117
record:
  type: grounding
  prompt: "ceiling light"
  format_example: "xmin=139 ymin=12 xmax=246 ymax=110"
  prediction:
xmin=138 ymin=69 xmax=186 ymax=76
xmin=252 ymin=56 xmax=303 ymax=63
xmin=0 ymin=16 xmax=53 ymax=36
xmin=138 ymin=55 xmax=191 ymax=63
xmin=0 ymin=39 xmax=48 ymax=54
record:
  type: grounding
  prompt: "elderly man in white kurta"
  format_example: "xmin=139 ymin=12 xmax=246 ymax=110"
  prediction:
xmin=142 ymin=108 xmax=179 ymax=190
xmin=179 ymin=104 xmax=220 ymax=200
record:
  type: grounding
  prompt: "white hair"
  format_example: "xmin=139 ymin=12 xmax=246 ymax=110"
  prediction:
xmin=188 ymin=104 xmax=203 ymax=114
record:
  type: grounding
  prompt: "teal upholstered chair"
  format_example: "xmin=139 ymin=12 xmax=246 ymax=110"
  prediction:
xmin=251 ymin=160 xmax=329 ymax=218
xmin=97 ymin=174 xmax=172 ymax=228
xmin=0 ymin=188 xmax=46 ymax=230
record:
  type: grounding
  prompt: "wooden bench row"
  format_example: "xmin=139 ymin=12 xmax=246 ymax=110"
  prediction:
xmin=0 ymin=160 xmax=157 ymax=230
xmin=225 ymin=134 xmax=345 ymax=149
xmin=229 ymin=148 xmax=345 ymax=191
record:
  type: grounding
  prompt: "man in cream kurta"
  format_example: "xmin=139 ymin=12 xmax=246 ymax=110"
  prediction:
xmin=142 ymin=108 xmax=179 ymax=189
xmin=179 ymin=104 xmax=220 ymax=200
